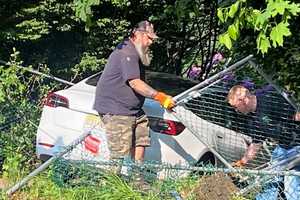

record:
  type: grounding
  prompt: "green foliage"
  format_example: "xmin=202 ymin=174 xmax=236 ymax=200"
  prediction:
xmin=16 ymin=19 xmax=50 ymax=40
xmin=74 ymin=0 xmax=130 ymax=31
xmin=71 ymin=52 xmax=106 ymax=82
xmin=269 ymin=22 xmax=291 ymax=47
xmin=219 ymin=32 xmax=232 ymax=49
xmin=218 ymin=0 xmax=300 ymax=54
xmin=257 ymin=32 xmax=271 ymax=53
xmin=217 ymin=0 xmax=300 ymax=100
xmin=74 ymin=0 xmax=100 ymax=30
xmin=1 ymin=0 xmax=219 ymax=79
xmin=0 ymin=49 xmax=54 ymax=172
xmin=0 ymin=1 xmax=77 ymax=82
xmin=86 ymin=18 xmax=130 ymax=53
xmin=1 ymin=162 xmax=163 ymax=199
xmin=0 ymin=49 xmax=26 ymax=103
xmin=72 ymin=0 xmax=219 ymax=75
xmin=0 ymin=101 xmax=41 ymax=168
xmin=2 ymin=153 xmax=25 ymax=182
xmin=97 ymin=174 xmax=149 ymax=200
xmin=1 ymin=0 xmax=76 ymax=42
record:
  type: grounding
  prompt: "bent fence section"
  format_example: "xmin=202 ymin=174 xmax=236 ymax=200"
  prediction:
xmin=1 ymin=55 xmax=300 ymax=200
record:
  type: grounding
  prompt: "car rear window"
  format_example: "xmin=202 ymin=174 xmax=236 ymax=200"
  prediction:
xmin=145 ymin=71 xmax=197 ymax=96
xmin=85 ymin=73 xmax=101 ymax=86
xmin=85 ymin=71 xmax=197 ymax=96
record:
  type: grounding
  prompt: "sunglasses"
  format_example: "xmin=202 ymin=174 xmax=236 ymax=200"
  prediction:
xmin=144 ymin=33 xmax=154 ymax=42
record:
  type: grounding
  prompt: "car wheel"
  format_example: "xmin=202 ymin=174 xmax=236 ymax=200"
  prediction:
xmin=191 ymin=152 xmax=216 ymax=176
xmin=197 ymin=152 xmax=216 ymax=166
xmin=39 ymin=154 xmax=52 ymax=163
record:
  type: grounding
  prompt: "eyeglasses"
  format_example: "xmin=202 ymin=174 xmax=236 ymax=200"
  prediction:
xmin=144 ymin=33 xmax=154 ymax=42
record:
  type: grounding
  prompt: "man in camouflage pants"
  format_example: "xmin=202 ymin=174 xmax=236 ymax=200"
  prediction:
xmin=93 ymin=20 xmax=175 ymax=189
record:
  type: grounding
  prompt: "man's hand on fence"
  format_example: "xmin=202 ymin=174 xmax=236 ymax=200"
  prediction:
xmin=233 ymin=143 xmax=262 ymax=167
xmin=232 ymin=160 xmax=246 ymax=167
xmin=153 ymin=92 xmax=175 ymax=110
xmin=294 ymin=112 xmax=300 ymax=121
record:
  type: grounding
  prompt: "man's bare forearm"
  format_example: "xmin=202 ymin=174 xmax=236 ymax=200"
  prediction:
xmin=294 ymin=112 xmax=300 ymax=121
xmin=128 ymin=79 xmax=158 ymax=98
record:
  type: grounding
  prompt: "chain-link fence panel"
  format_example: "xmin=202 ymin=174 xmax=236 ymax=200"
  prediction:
xmin=2 ymin=56 xmax=300 ymax=200
xmin=170 ymin=56 xmax=300 ymax=200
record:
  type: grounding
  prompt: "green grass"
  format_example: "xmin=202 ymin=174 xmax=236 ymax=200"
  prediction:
xmin=1 ymin=171 xmax=253 ymax=200
xmin=0 ymin=156 xmax=252 ymax=200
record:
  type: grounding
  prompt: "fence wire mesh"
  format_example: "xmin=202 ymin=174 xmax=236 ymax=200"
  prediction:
xmin=170 ymin=60 xmax=300 ymax=200
xmin=1 ymin=57 xmax=300 ymax=200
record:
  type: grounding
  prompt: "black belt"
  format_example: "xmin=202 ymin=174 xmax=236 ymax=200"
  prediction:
xmin=98 ymin=113 xmax=145 ymax=119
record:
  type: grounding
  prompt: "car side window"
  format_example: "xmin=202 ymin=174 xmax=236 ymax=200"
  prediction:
xmin=145 ymin=71 xmax=197 ymax=96
xmin=85 ymin=73 xmax=101 ymax=86
xmin=85 ymin=71 xmax=197 ymax=96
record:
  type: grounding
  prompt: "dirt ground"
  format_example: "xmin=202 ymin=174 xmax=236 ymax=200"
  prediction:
xmin=181 ymin=172 xmax=239 ymax=200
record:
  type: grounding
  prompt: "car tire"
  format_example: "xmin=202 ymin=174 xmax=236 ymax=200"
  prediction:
xmin=39 ymin=154 xmax=52 ymax=163
xmin=191 ymin=152 xmax=216 ymax=176
xmin=197 ymin=152 xmax=216 ymax=166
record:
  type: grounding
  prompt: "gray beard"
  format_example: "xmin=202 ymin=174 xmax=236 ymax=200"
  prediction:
xmin=134 ymin=43 xmax=152 ymax=66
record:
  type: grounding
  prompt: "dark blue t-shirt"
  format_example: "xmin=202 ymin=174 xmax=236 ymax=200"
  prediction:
xmin=243 ymin=90 xmax=300 ymax=148
xmin=93 ymin=39 xmax=145 ymax=116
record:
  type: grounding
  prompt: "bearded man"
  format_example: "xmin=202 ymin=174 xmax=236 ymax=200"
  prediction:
xmin=93 ymin=20 xmax=175 ymax=186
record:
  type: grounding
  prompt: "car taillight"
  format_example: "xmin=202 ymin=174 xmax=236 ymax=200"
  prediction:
xmin=38 ymin=142 xmax=54 ymax=148
xmin=148 ymin=117 xmax=185 ymax=136
xmin=44 ymin=93 xmax=69 ymax=108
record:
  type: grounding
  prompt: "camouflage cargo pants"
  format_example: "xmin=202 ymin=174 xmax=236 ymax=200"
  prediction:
xmin=100 ymin=113 xmax=150 ymax=160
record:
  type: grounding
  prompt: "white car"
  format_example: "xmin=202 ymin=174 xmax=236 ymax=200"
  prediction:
xmin=36 ymin=71 xmax=248 ymax=169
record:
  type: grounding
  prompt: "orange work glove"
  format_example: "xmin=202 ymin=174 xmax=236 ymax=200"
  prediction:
xmin=232 ymin=159 xmax=246 ymax=168
xmin=153 ymin=92 xmax=175 ymax=110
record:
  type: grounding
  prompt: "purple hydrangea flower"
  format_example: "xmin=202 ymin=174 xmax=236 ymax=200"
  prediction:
xmin=241 ymin=79 xmax=255 ymax=90
xmin=222 ymin=73 xmax=235 ymax=82
xmin=212 ymin=52 xmax=224 ymax=65
xmin=188 ymin=52 xmax=225 ymax=80
xmin=188 ymin=65 xmax=202 ymax=79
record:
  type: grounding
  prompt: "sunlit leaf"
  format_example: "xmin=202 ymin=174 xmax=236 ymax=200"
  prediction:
xmin=270 ymin=22 xmax=291 ymax=47
xmin=228 ymin=24 xmax=238 ymax=41
xmin=217 ymin=9 xmax=224 ymax=23
xmin=229 ymin=1 xmax=239 ymax=18
xmin=288 ymin=2 xmax=300 ymax=16
xmin=257 ymin=32 xmax=271 ymax=54
xmin=219 ymin=33 xmax=232 ymax=49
